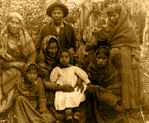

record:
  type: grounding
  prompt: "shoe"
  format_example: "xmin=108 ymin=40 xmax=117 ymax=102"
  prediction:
xmin=65 ymin=109 xmax=73 ymax=122
xmin=74 ymin=112 xmax=80 ymax=121
xmin=66 ymin=115 xmax=73 ymax=121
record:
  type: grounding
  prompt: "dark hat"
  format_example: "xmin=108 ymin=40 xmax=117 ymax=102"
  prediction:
xmin=46 ymin=2 xmax=68 ymax=17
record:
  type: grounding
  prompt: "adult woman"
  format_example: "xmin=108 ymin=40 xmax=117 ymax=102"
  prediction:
xmin=0 ymin=13 xmax=36 ymax=113
xmin=91 ymin=4 xmax=143 ymax=110
xmin=86 ymin=46 xmax=126 ymax=123
xmin=37 ymin=35 xmax=86 ymax=122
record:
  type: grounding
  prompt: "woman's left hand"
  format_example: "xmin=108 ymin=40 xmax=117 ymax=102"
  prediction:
xmin=74 ymin=77 xmax=84 ymax=93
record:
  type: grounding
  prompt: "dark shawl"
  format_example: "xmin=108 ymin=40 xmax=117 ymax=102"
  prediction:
xmin=87 ymin=49 xmax=121 ymax=89
xmin=86 ymin=51 xmax=124 ymax=123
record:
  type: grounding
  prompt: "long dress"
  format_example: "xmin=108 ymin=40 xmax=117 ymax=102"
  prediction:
xmin=0 ymin=27 xmax=36 ymax=113
xmin=14 ymin=77 xmax=46 ymax=123
xmin=86 ymin=54 xmax=126 ymax=123
xmin=50 ymin=65 xmax=90 ymax=111
xmin=37 ymin=35 xmax=60 ymax=106
xmin=92 ymin=5 xmax=143 ymax=109
xmin=13 ymin=77 xmax=54 ymax=123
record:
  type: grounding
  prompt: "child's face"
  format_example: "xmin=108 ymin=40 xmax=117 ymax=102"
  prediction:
xmin=108 ymin=12 xmax=119 ymax=25
xmin=96 ymin=53 xmax=108 ymax=68
xmin=59 ymin=52 xmax=70 ymax=67
xmin=47 ymin=42 xmax=58 ymax=58
xmin=26 ymin=69 xmax=38 ymax=83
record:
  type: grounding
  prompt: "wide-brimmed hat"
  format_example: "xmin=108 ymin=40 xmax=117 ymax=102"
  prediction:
xmin=46 ymin=2 xmax=68 ymax=17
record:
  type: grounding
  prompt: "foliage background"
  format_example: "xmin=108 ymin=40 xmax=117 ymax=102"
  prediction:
xmin=0 ymin=0 xmax=149 ymax=121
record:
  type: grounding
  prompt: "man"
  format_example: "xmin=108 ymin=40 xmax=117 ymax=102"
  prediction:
xmin=36 ymin=1 xmax=75 ymax=60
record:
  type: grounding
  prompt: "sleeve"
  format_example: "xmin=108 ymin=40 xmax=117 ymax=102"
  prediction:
xmin=74 ymin=66 xmax=90 ymax=84
xmin=37 ymin=78 xmax=47 ymax=113
xmin=50 ymin=67 xmax=59 ymax=83
xmin=43 ymin=80 xmax=58 ymax=91
xmin=1 ymin=62 xmax=13 ymax=69
xmin=70 ymin=26 xmax=76 ymax=50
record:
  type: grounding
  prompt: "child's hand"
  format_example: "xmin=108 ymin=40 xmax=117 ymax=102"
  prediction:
xmin=58 ymin=84 xmax=74 ymax=92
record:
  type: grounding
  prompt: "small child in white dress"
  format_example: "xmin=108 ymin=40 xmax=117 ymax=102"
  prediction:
xmin=50 ymin=49 xmax=90 ymax=121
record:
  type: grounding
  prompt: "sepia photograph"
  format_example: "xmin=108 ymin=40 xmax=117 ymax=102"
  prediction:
xmin=0 ymin=0 xmax=149 ymax=122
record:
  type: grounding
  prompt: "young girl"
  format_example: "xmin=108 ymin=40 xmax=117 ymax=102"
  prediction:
xmin=50 ymin=49 xmax=90 ymax=121
xmin=13 ymin=63 xmax=55 ymax=123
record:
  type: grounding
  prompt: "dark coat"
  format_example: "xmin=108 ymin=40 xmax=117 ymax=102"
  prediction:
xmin=35 ymin=21 xmax=76 ymax=55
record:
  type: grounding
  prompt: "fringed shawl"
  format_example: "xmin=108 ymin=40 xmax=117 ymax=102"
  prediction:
xmin=0 ymin=27 xmax=36 ymax=63
xmin=0 ymin=27 xmax=36 ymax=95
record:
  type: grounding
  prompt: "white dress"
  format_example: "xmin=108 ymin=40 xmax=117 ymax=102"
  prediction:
xmin=50 ymin=66 xmax=90 ymax=110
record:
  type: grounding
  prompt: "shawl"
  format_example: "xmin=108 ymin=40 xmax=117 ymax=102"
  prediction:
xmin=86 ymin=50 xmax=124 ymax=123
xmin=0 ymin=27 xmax=36 ymax=95
xmin=0 ymin=27 xmax=36 ymax=63
xmin=93 ymin=4 xmax=140 ymax=48
xmin=87 ymin=50 xmax=121 ymax=89
xmin=37 ymin=35 xmax=60 ymax=77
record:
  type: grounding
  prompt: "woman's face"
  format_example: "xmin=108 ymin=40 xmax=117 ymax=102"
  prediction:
xmin=59 ymin=52 xmax=70 ymax=67
xmin=47 ymin=42 xmax=59 ymax=58
xmin=26 ymin=69 xmax=38 ymax=83
xmin=51 ymin=8 xmax=64 ymax=25
xmin=96 ymin=53 xmax=108 ymax=68
xmin=108 ymin=12 xmax=119 ymax=25
xmin=7 ymin=17 xmax=21 ymax=34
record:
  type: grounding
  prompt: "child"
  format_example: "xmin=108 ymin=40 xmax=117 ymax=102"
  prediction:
xmin=13 ymin=63 xmax=55 ymax=123
xmin=50 ymin=49 xmax=90 ymax=121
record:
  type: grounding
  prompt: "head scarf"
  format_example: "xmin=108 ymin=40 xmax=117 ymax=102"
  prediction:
xmin=6 ymin=12 xmax=25 ymax=26
xmin=0 ymin=13 xmax=36 ymax=63
xmin=107 ymin=4 xmax=122 ymax=15
xmin=42 ymin=35 xmax=60 ymax=60
xmin=87 ymin=46 xmax=119 ymax=88
xmin=38 ymin=35 xmax=60 ymax=72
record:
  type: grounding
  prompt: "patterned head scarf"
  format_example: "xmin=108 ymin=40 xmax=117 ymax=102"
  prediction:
xmin=7 ymin=12 xmax=25 ymax=26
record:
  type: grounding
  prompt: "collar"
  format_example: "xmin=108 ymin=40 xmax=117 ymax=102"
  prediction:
xmin=52 ymin=21 xmax=64 ymax=28
xmin=58 ymin=64 xmax=72 ymax=68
